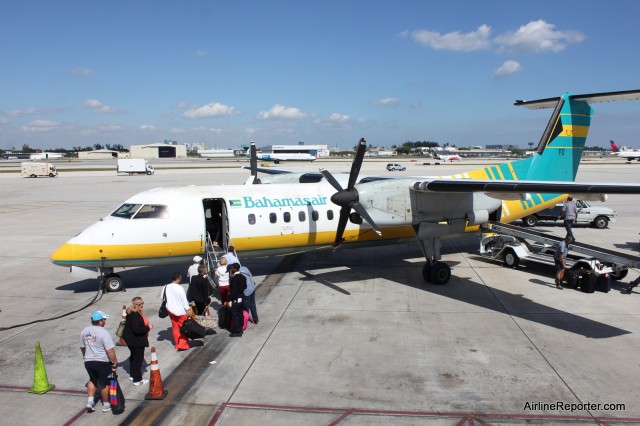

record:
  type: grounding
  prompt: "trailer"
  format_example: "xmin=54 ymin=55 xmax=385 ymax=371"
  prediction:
xmin=117 ymin=159 xmax=154 ymax=175
xmin=21 ymin=162 xmax=58 ymax=178
xmin=479 ymin=222 xmax=640 ymax=280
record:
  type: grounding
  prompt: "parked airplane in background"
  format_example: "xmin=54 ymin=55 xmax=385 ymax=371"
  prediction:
xmin=434 ymin=153 xmax=462 ymax=162
xmin=51 ymin=90 xmax=640 ymax=292
xmin=252 ymin=144 xmax=319 ymax=164
xmin=30 ymin=152 xmax=65 ymax=160
xmin=610 ymin=140 xmax=640 ymax=161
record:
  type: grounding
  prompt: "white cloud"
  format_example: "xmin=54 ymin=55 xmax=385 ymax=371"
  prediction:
xmin=139 ymin=124 xmax=156 ymax=131
xmin=256 ymin=104 xmax=306 ymax=120
xmin=168 ymin=127 xmax=186 ymax=134
xmin=72 ymin=67 xmax=94 ymax=77
xmin=328 ymin=113 xmax=350 ymax=122
xmin=494 ymin=20 xmax=585 ymax=54
xmin=494 ymin=60 xmax=523 ymax=77
xmin=373 ymin=98 xmax=400 ymax=106
xmin=84 ymin=99 xmax=117 ymax=113
xmin=98 ymin=124 xmax=122 ymax=131
xmin=406 ymin=24 xmax=492 ymax=52
xmin=314 ymin=113 xmax=352 ymax=129
xmin=22 ymin=120 xmax=61 ymax=132
xmin=196 ymin=50 xmax=207 ymax=57
xmin=183 ymin=102 xmax=239 ymax=118
xmin=192 ymin=126 xmax=224 ymax=134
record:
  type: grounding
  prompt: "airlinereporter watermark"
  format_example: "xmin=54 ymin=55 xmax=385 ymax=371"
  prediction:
xmin=524 ymin=401 xmax=626 ymax=412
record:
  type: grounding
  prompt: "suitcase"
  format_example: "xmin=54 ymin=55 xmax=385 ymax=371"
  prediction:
xmin=563 ymin=269 xmax=579 ymax=289
xmin=218 ymin=306 xmax=231 ymax=329
xmin=596 ymin=274 xmax=611 ymax=293
xmin=579 ymin=271 xmax=597 ymax=293
xmin=230 ymin=309 xmax=250 ymax=332
xmin=180 ymin=318 xmax=206 ymax=339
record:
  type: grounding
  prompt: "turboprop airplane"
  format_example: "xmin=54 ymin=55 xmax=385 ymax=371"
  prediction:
xmin=51 ymin=90 xmax=640 ymax=292
xmin=434 ymin=153 xmax=462 ymax=162
xmin=610 ymin=140 xmax=640 ymax=161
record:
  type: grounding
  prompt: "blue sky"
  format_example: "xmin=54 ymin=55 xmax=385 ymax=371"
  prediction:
xmin=2 ymin=0 xmax=640 ymax=150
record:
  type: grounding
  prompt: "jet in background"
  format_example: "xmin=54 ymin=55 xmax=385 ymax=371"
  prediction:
xmin=610 ymin=140 xmax=640 ymax=161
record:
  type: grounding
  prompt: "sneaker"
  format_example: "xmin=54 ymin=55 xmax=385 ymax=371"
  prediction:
xmin=129 ymin=377 xmax=134 ymax=381
xmin=86 ymin=402 xmax=96 ymax=413
xmin=229 ymin=332 xmax=243 ymax=337
xmin=133 ymin=379 xmax=149 ymax=386
xmin=102 ymin=403 xmax=111 ymax=413
xmin=556 ymin=284 xmax=563 ymax=290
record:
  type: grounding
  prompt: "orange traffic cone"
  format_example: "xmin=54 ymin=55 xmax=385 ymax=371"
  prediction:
xmin=116 ymin=305 xmax=127 ymax=346
xmin=144 ymin=347 xmax=168 ymax=400
xmin=27 ymin=341 xmax=55 ymax=394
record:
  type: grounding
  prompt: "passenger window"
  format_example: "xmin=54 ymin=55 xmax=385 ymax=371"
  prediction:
xmin=111 ymin=203 xmax=142 ymax=219
xmin=299 ymin=211 xmax=306 ymax=222
xmin=269 ymin=213 xmax=277 ymax=223
xmin=284 ymin=212 xmax=291 ymax=223
xmin=327 ymin=210 xmax=334 ymax=220
xmin=133 ymin=205 xmax=169 ymax=219
xmin=311 ymin=210 xmax=319 ymax=221
xmin=248 ymin=214 xmax=256 ymax=225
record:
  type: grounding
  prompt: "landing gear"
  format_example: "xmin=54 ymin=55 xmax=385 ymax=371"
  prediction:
xmin=102 ymin=273 xmax=125 ymax=292
xmin=423 ymin=261 xmax=451 ymax=285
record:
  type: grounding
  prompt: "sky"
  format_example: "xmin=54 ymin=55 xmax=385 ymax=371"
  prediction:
xmin=2 ymin=0 xmax=640 ymax=151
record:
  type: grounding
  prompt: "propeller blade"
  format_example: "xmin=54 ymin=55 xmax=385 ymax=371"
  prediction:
xmin=249 ymin=142 xmax=260 ymax=184
xmin=347 ymin=138 xmax=367 ymax=190
xmin=334 ymin=205 xmax=351 ymax=246
xmin=351 ymin=202 xmax=382 ymax=235
xmin=320 ymin=169 xmax=343 ymax=192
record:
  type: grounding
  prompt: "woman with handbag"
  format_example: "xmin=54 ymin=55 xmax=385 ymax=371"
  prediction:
xmin=122 ymin=296 xmax=152 ymax=385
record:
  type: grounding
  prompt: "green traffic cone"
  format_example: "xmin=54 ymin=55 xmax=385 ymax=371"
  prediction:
xmin=27 ymin=341 xmax=55 ymax=394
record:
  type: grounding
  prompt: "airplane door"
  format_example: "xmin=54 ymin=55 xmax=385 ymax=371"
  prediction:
xmin=203 ymin=199 xmax=226 ymax=248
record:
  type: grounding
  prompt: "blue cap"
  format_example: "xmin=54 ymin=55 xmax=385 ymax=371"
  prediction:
xmin=91 ymin=311 xmax=110 ymax=321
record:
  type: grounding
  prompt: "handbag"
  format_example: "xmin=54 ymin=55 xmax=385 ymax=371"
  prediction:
xmin=108 ymin=372 xmax=126 ymax=415
xmin=158 ymin=286 xmax=168 ymax=318
xmin=115 ymin=319 xmax=126 ymax=337
xmin=194 ymin=308 xmax=218 ymax=331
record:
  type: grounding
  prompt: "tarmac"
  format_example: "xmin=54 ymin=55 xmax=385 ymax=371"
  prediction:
xmin=1 ymin=158 xmax=639 ymax=425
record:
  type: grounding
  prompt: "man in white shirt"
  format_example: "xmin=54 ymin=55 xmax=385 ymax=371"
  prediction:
xmin=80 ymin=311 xmax=117 ymax=413
xmin=187 ymin=255 xmax=203 ymax=284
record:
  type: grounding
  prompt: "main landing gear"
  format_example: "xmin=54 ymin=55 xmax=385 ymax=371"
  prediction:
xmin=422 ymin=261 xmax=451 ymax=285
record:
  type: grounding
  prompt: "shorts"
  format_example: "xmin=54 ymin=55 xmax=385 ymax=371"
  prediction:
xmin=84 ymin=360 xmax=112 ymax=389
xmin=554 ymin=258 xmax=565 ymax=272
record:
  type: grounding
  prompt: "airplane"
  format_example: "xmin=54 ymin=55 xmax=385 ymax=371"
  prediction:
xmin=51 ymin=89 xmax=640 ymax=292
xmin=610 ymin=140 xmax=640 ymax=161
xmin=434 ymin=153 xmax=462 ymax=162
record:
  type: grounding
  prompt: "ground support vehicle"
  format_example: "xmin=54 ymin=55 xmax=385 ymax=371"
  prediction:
xmin=21 ymin=162 xmax=57 ymax=177
xmin=117 ymin=159 xmax=154 ymax=175
xmin=480 ymin=222 xmax=640 ymax=280
xmin=520 ymin=199 xmax=616 ymax=229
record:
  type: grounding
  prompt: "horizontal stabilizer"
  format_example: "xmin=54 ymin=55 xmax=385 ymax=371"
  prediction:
xmin=515 ymin=89 xmax=640 ymax=110
xmin=413 ymin=179 xmax=640 ymax=195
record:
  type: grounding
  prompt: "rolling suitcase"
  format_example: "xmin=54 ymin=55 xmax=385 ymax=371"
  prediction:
xmin=218 ymin=306 xmax=231 ymax=329
xmin=596 ymin=274 xmax=611 ymax=293
xmin=180 ymin=318 xmax=206 ymax=339
xmin=563 ymin=269 xmax=579 ymax=289
xmin=580 ymin=271 xmax=597 ymax=293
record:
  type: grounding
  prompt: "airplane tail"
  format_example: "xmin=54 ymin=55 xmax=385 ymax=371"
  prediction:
xmin=610 ymin=140 xmax=620 ymax=152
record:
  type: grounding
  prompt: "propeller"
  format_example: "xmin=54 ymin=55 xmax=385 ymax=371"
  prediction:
xmin=245 ymin=141 xmax=261 ymax=184
xmin=320 ymin=138 xmax=381 ymax=247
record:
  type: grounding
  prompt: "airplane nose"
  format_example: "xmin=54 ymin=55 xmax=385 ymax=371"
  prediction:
xmin=51 ymin=243 xmax=73 ymax=266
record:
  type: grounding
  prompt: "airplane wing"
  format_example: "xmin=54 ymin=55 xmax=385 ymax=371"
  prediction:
xmin=413 ymin=179 xmax=640 ymax=199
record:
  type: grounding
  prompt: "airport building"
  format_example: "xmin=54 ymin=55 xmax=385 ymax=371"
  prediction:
xmin=77 ymin=149 xmax=121 ymax=160
xmin=130 ymin=143 xmax=187 ymax=159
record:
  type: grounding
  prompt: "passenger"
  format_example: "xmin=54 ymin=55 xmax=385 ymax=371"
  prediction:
xmin=554 ymin=236 xmax=571 ymax=289
xmin=562 ymin=197 xmax=577 ymax=243
xmin=187 ymin=265 xmax=214 ymax=315
xmin=80 ymin=311 xmax=118 ymax=413
xmin=220 ymin=245 xmax=240 ymax=268
xmin=163 ymin=273 xmax=190 ymax=351
xmin=228 ymin=262 xmax=247 ymax=337
xmin=122 ymin=297 xmax=151 ymax=386
xmin=240 ymin=265 xmax=258 ymax=324
xmin=187 ymin=255 xmax=203 ymax=284
xmin=215 ymin=257 xmax=231 ymax=304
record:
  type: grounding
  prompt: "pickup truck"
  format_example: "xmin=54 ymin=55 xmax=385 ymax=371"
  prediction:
xmin=521 ymin=200 xmax=616 ymax=229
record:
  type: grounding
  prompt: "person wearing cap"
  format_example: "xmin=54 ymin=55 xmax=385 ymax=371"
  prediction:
xmin=187 ymin=255 xmax=204 ymax=284
xmin=163 ymin=273 xmax=191 ymax=351
xmin=80 ymin=311 xmax=118 ymax=413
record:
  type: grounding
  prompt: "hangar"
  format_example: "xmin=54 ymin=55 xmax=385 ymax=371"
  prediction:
xmin=130 ymin=143 xmax=187 ymax=159
xmin=77 ymin=149 xmax=120 ymax=160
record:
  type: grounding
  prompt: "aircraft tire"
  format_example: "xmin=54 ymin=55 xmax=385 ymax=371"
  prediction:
xmin=430 ymin=262 xmax=451 ymax=285
xmin=104 ymin=274 xmax=124 ymax=292
xmin=610 ymin=269 xmax=628 ymax=281
xmin=422 ymin=264 xmax=432 ymax=282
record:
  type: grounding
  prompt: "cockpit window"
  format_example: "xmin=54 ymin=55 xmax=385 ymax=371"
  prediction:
xmin=133 ymin=205 xmax=169 ymax=219
xmin=111 ymin=203 xmax=143 ymax=219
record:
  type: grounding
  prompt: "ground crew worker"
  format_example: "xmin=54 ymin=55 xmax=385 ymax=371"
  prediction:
xmin=554 ymin=236 xmax=571 ymax=289
xmin=562 ymin=197 xmax=577 ymax=242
